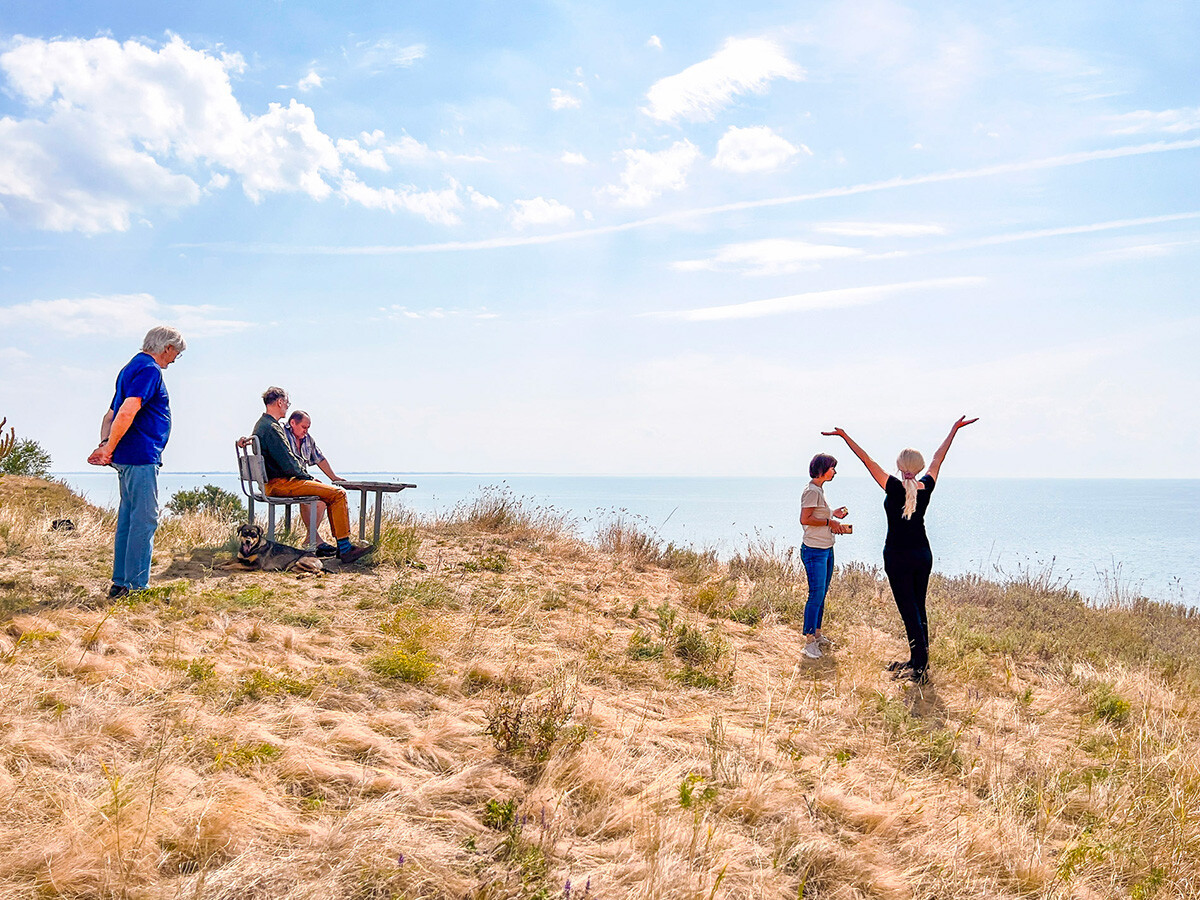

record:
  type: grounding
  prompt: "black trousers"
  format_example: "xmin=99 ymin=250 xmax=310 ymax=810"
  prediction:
xmin=884 ymin=547 xmax=933 ymax=672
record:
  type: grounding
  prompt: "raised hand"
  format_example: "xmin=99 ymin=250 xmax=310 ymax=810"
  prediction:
xmin=821 ymin=427 xmax=848 ymax=440
xmin=952 ymin=416 xmax=979 ymax=430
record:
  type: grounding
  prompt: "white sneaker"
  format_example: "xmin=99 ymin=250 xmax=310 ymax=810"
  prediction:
xmin=802 ymin=641 xmax=822 ymax=659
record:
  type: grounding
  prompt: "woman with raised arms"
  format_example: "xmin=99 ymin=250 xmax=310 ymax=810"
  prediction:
xmin=822 ymin=417 xmax=978 ymax=684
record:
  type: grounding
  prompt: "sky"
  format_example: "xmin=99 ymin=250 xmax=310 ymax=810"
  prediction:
xmin=1 ymin=1 xmax=1198 ymax=478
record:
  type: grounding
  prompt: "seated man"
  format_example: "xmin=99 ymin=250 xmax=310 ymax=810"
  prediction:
xmin=285 ymin=408 xmax=342 ymax=555
xmin=252 ymin=386 xmax=372 ymax=564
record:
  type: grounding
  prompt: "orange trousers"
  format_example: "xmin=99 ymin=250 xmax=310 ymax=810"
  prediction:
xmin=265 ymin=478 xmax=350 ymax=540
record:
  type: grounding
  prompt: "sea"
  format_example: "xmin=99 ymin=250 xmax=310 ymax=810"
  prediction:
xmin=54 ymin=472 xmax=1200 ymax=610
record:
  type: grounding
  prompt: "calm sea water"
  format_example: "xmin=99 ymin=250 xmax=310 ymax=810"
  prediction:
xmin=55 ymin=472 xmax=1200 ymax=609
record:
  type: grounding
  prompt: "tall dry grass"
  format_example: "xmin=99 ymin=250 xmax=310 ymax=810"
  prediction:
xmin=0 ymin=475 xmax=1198 ymax=899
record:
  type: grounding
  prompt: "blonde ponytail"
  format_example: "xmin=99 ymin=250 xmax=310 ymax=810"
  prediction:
xmin=896 ymin=448 xmax=926 ymax=519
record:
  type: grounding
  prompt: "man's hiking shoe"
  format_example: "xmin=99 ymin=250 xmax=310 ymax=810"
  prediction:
xmin=886 ymin=660 xmax=913 ymax=674
xmin=802 ymin=641 xmax=822 ymax=660
xmin=338 ymin=544 xmax=375 ymax=565
xmin=904 ymin=668 xmax=930 ymax=685
xmin=315 ymin=542 xmax=338 ymax=557
xmin=107 ymin=583 xmax=130 ymax=599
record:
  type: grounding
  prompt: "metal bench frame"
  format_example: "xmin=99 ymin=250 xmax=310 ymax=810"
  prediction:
xmin=235 ymin=435 xmax=321 ymax=549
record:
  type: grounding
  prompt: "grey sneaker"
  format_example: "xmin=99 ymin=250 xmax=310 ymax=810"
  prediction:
xmin=802 ymin=641 xmax=822 ymax=659
xmin=817 ymin=635 xmax=834 ymax=649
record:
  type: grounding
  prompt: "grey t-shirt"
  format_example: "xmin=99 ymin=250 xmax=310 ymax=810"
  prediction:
xmin=800 ymin=481 xmax=834 ymax=549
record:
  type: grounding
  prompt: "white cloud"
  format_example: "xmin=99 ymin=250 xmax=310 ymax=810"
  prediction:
xmin=651 ymin=277 xmax=982 ymax=321
xmin=712 ymin=125 xmax=806 ymax=173
xmin=1093 ymin=237 xmax=1200 ymax=263
xmin=0 ymin=347 xmax=33 ymax=364
xmin=339 ymin=174 xmax=463 ymax=225
xmin=0 ymin=293 xmax=253 ymax=338
xmin=643 ymin=37 xmax=803 ymax=123
xmin=550 ymin=88 xmax=581 ymax=110
xmin=560 ymin=151 xmax=588 ymax=166
xmin=815 ymin=221 xmax=946 ymax=237
xmin=468 ymin=187 xmax=500 ymax=210
xmin=382 ymin=133 xmax=489 ymax=165
xmin=178 ymin=143 xmax=1200 ymax=257
xmin=350 ymin=39 xmax=426 ymax=73
xmin=337 ymin=137 xmax=390 ymax=171
xmin=0 ymin=36 xmax=466 ymax=232
xmin=0 ymin=115 xmax=201 ymax=233
xmin=510 ymin=196 xmax=575 ymax=229
xmin=672 ymin=238 xmax=862 ymax=276
xmin=647 ymin=36 xmax=663 ymax=50
xmin=298 ymin=70 xmax=322 ymax=92
xmin=603 ymin=140 xmax=702 ymax=207
xmin=382 ymin=305 xmax=499 ymax=321
xmin=1104 ymin=107 xmax=1200 ymax=135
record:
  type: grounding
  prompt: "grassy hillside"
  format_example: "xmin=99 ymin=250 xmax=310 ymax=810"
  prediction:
xmin=1 ymin=475 xmax=1198 ymax=899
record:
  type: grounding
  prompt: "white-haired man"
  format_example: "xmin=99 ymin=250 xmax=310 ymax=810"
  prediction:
xmin=88 ymin=326 xmax=185 ymax=598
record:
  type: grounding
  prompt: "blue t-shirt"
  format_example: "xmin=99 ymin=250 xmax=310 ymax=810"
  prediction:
xmin=109 ymin=352 xmax=171 ymax=465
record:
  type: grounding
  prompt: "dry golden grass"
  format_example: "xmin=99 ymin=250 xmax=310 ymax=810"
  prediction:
xmin=1 ymin=474 xmax=1198 ymax=899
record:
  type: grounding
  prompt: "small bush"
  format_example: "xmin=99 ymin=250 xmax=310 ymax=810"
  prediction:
xmin=627 ymin=629 xmax=664 ymax=660
xmin=1087 ymin=681 xmax=1131 ymax=725
xmin=674 ymin=623 xmax=727 ymax=668
xmin=0 ymin=438 xmax=52 ymax=477
xmin=482 ymin=798 xmax=519 ymax=831
xmin=689 ymin=579 xmax=739 ymax=617
xmin=371 ymin=604 xmax=438 ymax=682
xmin=233 ymin=669 xmax=313 ymax=702
xmin=484 ymin=678 xmax=580 ymax=762
xmin=367 ymin=646 xmax=436 ymax=683
xmin=166 ymin=484 xmax=246 ymax=521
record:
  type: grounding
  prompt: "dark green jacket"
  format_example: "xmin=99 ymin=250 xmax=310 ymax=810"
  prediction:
xmin=253 ymin=413 xmax=307 ymax=481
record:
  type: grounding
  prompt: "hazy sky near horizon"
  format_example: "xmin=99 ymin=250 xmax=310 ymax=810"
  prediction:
xmin=1 ymin=1 xmax=1198 ymax=477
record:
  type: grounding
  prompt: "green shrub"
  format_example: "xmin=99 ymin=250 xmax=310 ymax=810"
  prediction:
xmin=1088 ymin=681 xmax=1132 ymax=725
xmin=367 ymin=646 xmax=436 ymax=683
xmin=166 ymin=484 xmax=246 ymax=520
xmin=484 ymin=678 xmax=580 ymax=762
xmin=674 ymin=623 xmax=726 ymax=667
xmin=627 ymin=629 xmax=665 ymax=660
xmin=0 ymin=438 xmax=52 ymax=477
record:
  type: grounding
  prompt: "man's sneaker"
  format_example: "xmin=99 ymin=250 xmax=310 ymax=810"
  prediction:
xmin=886 ymin=659 xmax=913 ymax=674
xmin=107 ymin=583 xmax=130 ymax=599
xmin=905 ymin=668 xmax=930 ymax=685
xmin=338 ymin=543 xmax=375 ymax=565
xmin=802 ymin=641 xmax=822 ymax=659
xmin=817 ymin=635 xmax=834 ymax=649
xmin=315 ymin=542 xmax=338 ymax=558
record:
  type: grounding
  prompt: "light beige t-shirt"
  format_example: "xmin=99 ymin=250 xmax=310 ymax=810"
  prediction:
xmin=800 ymin=481 xmax=834 ymax=549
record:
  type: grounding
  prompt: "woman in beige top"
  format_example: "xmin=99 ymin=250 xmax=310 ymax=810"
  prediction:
xmin=799 ymin=453 xmax=850 ymax=659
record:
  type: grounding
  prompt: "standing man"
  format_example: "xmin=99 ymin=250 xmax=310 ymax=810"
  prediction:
xmin=285 ymin=409 xmax=342 ymax=555
xmin=88 ymin=326 xmax=186 ymax=598
xmin=252 ymin=387 xmax=373 ymax=564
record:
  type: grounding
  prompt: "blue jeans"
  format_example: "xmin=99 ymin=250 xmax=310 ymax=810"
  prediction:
xmin=801 ymin=544 xmax=835 ymax=636
xmin=112 ymin=463 xmax=160 ymax=590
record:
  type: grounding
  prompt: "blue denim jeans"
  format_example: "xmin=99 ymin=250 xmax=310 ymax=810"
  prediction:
xmin=801 ymin=544 xmax=835 ymax=636
xmin=112 ymin=463 xmax=160 ymax=590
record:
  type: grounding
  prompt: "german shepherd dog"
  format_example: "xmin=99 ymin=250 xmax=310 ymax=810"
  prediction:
xmin=236 ymin=524 xmax=325 ymax=574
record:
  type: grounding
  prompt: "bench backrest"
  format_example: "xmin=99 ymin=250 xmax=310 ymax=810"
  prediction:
xmin=235 ymin=436 xmax=271 ymax=502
